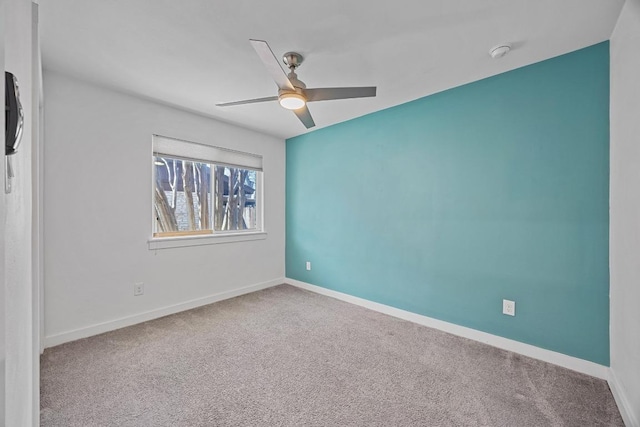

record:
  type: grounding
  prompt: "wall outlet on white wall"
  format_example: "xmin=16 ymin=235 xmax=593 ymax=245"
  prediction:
xmin=503 ymin=299 xmax=515 ymax=316
xmin=134 ymin=282 xmax=144 ymax=296
xmin=306 ymin=261 xmax=311 ymax=271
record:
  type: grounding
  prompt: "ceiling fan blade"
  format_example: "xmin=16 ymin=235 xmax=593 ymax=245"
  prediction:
xmin=293 ymin=105 xmax=315 ymax=129
xmin=216 ymin=96 xmax=278 ymax=107
xmin=249 ymin=39 xmax=295 ymax=92
xmin=305 ymin=87 xmax=377 ymax=102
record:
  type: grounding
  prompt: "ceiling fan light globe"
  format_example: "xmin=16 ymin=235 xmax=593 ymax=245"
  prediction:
xmin=279 ymin=93 xmax=306 ymax=110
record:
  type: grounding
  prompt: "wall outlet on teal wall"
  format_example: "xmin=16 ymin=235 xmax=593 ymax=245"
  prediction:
xmin=503 ymin=300 xmax=516 ymax=316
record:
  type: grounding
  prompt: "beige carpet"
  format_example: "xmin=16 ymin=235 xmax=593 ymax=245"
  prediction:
xmin=41 ymin=285 xmax=623 ymax=426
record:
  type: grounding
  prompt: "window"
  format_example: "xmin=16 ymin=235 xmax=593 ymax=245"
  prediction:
xmin=152 ymin=135 xmax=262 ymax=240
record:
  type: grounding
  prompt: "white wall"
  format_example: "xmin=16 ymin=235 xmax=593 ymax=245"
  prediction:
xmin=4 ymin=0 xmax=37 ymax=425
xmin=43 ymin=71 xmax=285 ymax=345
xmin=610 ymin=0 xmax=640 ymax=426
xmin=0 ymin=0 xmax=6 ymax=421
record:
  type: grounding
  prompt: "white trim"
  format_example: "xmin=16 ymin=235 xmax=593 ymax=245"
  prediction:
xmin=32 ymin=4 xmax=43 ymax=426
xmin=36 ymin=52 xmax=44 ymax=357
xmin=148 ymin=231 xmax=267 ymax=250
xmin=44 ymin=277 xmax=284 ymax=348
xmin=608 ymin=369 xmax=639 ymax=427
xmin=286 ymin=278 xmax=609 ymax=380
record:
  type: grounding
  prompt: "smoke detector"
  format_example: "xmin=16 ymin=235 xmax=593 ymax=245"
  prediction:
xmin=489 ymin=44 xmax=511 ymax=59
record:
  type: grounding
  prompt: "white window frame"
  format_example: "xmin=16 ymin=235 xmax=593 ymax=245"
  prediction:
xmin=148 ymin=134 xmax=266 ymax=250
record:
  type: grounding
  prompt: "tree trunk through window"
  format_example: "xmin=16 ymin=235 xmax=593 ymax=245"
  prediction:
xmin=182 ymin=160 xmax=197 ymax=230
xmin=215 ymin=166 xmax=225 ymax=230
xmin=154 ymin=179 xmax=178 ymax=232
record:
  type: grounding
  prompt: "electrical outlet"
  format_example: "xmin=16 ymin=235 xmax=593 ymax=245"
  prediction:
xmin=134 ymin=282 xmax=144 ymax=296
xmin=503 ymin=299 xmax=515 ymax=316
xmin=306 ymin=261 xmax=311 ymax=271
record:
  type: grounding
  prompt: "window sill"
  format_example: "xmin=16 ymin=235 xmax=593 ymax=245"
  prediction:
xmin=148 ymin=231 xmax=267 ymax=250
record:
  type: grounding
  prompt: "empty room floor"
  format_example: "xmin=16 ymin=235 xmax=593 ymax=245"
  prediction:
xmin=40 ymin=285 xmax=623 ymax=426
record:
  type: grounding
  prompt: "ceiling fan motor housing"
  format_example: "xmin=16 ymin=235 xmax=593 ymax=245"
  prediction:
xmin=287 ymin=72 xmax=306 ymax=90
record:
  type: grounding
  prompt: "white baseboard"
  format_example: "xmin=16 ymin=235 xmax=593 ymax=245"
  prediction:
xmin=286 ymin=278 xmax=609 ymax=380
xmin=609 ymin=369 xmax=639 ymax=427
xmin=44 ymin=278 xmax=284 ymax=348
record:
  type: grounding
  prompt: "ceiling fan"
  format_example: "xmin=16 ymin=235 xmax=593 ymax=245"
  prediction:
xmin=216 ymin=39 xmax=377 ymax=129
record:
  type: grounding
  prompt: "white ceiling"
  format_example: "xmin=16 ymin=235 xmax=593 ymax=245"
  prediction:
xmin=38 ymin=0 xmax=624 ymax=140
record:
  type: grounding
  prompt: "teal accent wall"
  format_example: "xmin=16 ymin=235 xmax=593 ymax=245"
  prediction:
xmin=286 ymin=42 xmax=610 ymax=365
